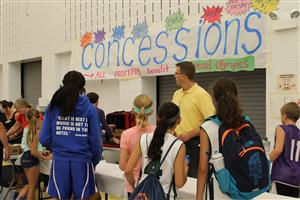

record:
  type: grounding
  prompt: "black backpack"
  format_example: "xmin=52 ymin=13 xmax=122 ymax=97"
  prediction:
xmin=129 ymin=139 xmax=178 ymax=200
xmin=206 ymin=116 xmax=270 ymax=199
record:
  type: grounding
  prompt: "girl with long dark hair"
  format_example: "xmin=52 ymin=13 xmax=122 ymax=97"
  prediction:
xmin=39 ymin=70 xmax=102 ymax=200
xmin=196 ymin=78 xmax=245 ymax=199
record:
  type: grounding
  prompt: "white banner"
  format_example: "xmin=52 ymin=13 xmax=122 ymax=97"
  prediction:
xmin=71 ymin=5 xmax=270 ymax=80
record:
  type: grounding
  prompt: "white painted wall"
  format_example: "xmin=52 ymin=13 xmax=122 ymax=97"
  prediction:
xmin=0 ymin=1 xmax=299 ymax=139
xmin=0 ymin=64 xmax=2 ymax=99
xmin=141 ymin=77 xmax=157 ymax=125
xmin=2 ymin=61 xmax=21 ymax=101
xmin=266 ymin=1 xmax=300 ymax=146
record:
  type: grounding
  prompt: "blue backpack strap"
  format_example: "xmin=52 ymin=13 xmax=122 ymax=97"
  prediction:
xmin=206 ymin=115 xmax=222 ymax=126
xmin=243 ymin=115 xmax=252 ymax=124
xmin=208 ymin=115 xmax=251 ymax=126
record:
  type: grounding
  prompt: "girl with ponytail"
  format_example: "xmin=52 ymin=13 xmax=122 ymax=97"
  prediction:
xmin=17 ymin=109 xmax=51 ymax=200
xmin=124 ymin=102 xmax=188 ymax=199
xmin=6 ymin=98 xmax=34 ymax=143
xmin=119 ymin=94 xmax=156 ymax=197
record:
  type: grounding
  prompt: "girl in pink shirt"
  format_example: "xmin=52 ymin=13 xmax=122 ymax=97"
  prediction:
xmin=119 ymin=94 xmax=156 ymax=197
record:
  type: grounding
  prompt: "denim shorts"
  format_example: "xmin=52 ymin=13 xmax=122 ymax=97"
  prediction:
xmin=21 ymin=151 xmax=39 ymax=168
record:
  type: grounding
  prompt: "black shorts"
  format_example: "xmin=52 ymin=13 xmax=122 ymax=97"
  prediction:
xmin=21 ymin=151 xmax=39 ymax=168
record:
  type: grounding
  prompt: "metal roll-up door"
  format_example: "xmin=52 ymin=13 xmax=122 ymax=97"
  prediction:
xmin=158 ymin=69 xmax=266 ymax=136
xmin=21 ymin=61 xmax=42 ymax=108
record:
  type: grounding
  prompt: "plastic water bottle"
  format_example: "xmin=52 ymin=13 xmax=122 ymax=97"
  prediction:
xmin=210 ymin=153 xmax=224 ymax=171
xmin=185 ymin=155 xmax=190 ymax=165
xmin=262 ymin=137 xmax=270 ymax=153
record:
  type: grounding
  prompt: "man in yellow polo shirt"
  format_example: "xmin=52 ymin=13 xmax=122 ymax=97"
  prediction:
xmin=172 ymin=61 xmax=215 ymax=177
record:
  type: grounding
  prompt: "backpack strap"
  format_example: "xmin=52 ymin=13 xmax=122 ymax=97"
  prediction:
xmin=203 ymin=116 xmax=219 ymax=200
xmin=160 ymin=139 xmax=178 ymax=200
xmin=166 ymin=175 xmax=177 ymax=200
xmin=164 ymin=139 xmax=178 ymax=200
xmin=206 ymin=115 xmax=251 ymax=153
xmin=204 ymin=116 xmax=221 ymax=155
xmin=136 ymin=134 xmax=150 ymax=186
xmin=159 ymin=139 xmax=178 ymax=167
xmin=205 ymin=164 xmax=215 ymax=200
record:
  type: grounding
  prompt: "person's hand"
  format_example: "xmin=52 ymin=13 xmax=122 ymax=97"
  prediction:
xmin=177 ymin=133 xmax=191 ymax=142
xmin=46 ymin=154 xmax=52 ymax=160
xmin=43 ymin=153 xmax=52 ymax=160
xmin=42 ymin=151 xmax=52 ymax=160
xmin=8 ymin=134 xmax=16 ymax=140
xmin=3 ymin=145 xmax=11 ymax=160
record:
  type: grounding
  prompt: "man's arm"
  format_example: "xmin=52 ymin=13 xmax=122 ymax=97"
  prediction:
xmin=177 ymin=127 xmax=201 ymax=142
xmin=197 ymin=92 xmax=215 ymax=119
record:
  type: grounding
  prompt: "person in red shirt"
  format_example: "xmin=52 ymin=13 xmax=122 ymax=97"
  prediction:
xmin=6 ymin=98 xmax=32 ymax=141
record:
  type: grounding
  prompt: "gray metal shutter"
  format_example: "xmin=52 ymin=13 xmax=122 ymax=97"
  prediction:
xmin=22 ymin=61 xmax=42 ymax=108
xmin=158 ymin=69 xmax=266 ymax=137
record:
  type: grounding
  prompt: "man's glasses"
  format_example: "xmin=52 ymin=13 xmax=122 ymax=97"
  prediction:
xmin=175 ymin=72 xmax=183 ymax=75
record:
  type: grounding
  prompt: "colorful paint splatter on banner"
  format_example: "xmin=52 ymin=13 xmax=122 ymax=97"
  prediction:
xmin=94 ymin=29 xmax=106 ymax=43
xmin=226 ymin=0 xmax=251 ymax=16
xmin=251 ymin=0 xmax=279 ymax=14
xmin=112 ymin=25 xmax=125 ymax=41
xmin=201 ymin=6 xmax=223 ymax=24
xmin=80 ymin=32 xmax=92 ymax=48
xmin=132 ymin=21 xmax=148 ymax=40
xmin=165 ymin=11 xmax=184 ymax=32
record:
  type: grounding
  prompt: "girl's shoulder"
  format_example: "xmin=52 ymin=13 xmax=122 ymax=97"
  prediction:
xmin=122 ymin=126 xmax=138 ymax=135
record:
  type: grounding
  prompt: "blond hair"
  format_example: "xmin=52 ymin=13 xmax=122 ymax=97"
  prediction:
xmin=14 ymin=98 xmax=32 ymax=109
xmin=281 ymin=102 xmax=300 ymax=122
xmin=26 ymin=108 xmax=40 ymax=146
xmin=133 ymin=94 xmax=153 ymax=128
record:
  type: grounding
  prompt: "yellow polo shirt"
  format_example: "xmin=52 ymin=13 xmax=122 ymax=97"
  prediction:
xmin=172 ymin=83 xmax=215 ymax=136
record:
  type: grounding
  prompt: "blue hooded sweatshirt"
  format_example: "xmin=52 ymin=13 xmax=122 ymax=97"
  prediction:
xmin=39 ymin=95 xmax=102 ymax=166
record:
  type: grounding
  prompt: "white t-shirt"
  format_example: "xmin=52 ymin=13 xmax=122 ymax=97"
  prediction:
xmin=140 ymin=132 xmax=183 ymax=198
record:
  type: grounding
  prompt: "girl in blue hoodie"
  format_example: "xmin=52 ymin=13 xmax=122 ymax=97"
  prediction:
xmin=39 ymin=70 xmax=102 ymax=200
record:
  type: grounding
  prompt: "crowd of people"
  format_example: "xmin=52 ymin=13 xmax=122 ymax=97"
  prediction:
xmin=0 ymin=61 xmax=299 ymax=200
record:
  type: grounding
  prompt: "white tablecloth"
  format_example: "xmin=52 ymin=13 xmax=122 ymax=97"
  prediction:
xmin=95 ymin=160 xmax=126 ymax=197
xmin=95 ymin=161 xmax=297 ymax=200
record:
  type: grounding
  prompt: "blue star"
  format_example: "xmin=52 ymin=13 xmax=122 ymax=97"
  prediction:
xmin=112 ymin=25 xmax=125 ymax=41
